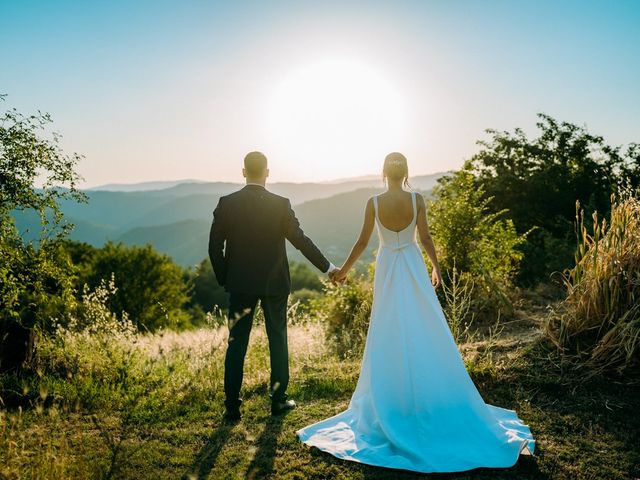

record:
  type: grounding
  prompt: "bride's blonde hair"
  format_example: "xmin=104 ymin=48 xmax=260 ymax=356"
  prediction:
xmin=383 ymin=152 xmax=410 ymax=188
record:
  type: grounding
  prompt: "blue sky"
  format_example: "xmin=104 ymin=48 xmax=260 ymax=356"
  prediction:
xmin=1 ymin=1 xmax=639 ymax=186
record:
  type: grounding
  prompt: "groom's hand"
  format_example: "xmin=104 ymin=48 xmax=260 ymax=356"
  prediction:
xmin=328 ymin=269 xmax=340 ymax=284
xmin=333 ymin=267 xmax=348 ymax=284
xmin=326 ymin=263 xmax=340 ymax=285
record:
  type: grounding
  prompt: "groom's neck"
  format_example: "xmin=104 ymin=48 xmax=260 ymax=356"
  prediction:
xmin=245 ymin=178 xmax=266 ymax=187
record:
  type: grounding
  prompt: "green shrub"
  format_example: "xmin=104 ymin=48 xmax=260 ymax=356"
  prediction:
xmin=182 ymin=258 xmax=228 ymax=327
xmin=289 ymin=261 xmax=324 ymax=291
xmin=312 ymin=270 xmax=373 ymax=359
xmin=427 ymin=169 xmax=527 ymax=322
xmin=290 ymin=288 xmax=323 ymax=311
xmin=72 ymin=242 xmax=191 ymax=332
xmin=441 ymin=265 xmax=477 ymax=344
xmin=31 ymin=277 xmax=225 ymax=413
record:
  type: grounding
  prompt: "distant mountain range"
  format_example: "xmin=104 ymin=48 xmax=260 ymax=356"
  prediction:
xmin=13 ymin=172 xmax=449 ymax=268
xmin=86 ymin=179 xmax=208 ymax=192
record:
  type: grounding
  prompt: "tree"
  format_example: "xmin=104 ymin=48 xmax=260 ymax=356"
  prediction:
xmin=467 ymin=113 xmax=639 ymax=284
xmin=184 ymin=258 xmax=229 ymax=317
xmin=79 ymin=242 xmax=191 ymax=331
xmin=182 ymin=259 xmax=323 ymax=319
xmin=289 ymin=261 xmax=323 ymax=291
xmin=0 ymin=97 xmax=86 ymax=371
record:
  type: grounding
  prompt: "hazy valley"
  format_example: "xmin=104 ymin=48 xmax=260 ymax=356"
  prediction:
xmin=13 ymin=173 xmax=446 ymax=267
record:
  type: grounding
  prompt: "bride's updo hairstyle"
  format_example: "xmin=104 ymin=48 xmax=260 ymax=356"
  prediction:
xmin=383 ymin=152 xmax=410 ymax=188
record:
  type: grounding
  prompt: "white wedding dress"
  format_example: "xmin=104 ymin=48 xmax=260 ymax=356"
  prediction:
xmin=296 ymin=192 xmax=535 ymax=473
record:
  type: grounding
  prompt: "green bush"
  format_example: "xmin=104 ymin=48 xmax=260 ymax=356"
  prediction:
xmin=289 ymin=261 xmax=324 ymax=291
xmin=312 ymin=269 xmax=373 ymax=359
xmin=73 ymin=242 xmax=191 ymax=331
xmin=183 ymin=259 xmax=228 ymax=312
xmin=427 ymin=168 xmax=527 ymax=322
xmin=440 ymin=265 xmax=477 ymax=344
xmin=290 ymin=288 xmax=323 ymax=311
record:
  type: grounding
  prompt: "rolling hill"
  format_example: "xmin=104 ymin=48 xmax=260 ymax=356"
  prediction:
xmin=12 ymin=173 xmax=446 ymax=267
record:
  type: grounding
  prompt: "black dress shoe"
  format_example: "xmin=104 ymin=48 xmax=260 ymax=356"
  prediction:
xmin=271 ymin=398 xmax=296 ymax=416
xmin=223 ymin=407 xmax=241 ymax=422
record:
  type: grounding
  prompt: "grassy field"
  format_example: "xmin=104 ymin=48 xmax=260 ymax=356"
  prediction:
xmin=1 ymin=296 xmax=639 ymax=480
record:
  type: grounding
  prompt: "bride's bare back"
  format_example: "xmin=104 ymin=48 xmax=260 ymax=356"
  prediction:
xmin=375 ymin=190 xmax=415 ymax=232
xmin=333 ymin=184 xmax=442 ymax=289
xmin=323 ymin=150 xmax=444 ymax=286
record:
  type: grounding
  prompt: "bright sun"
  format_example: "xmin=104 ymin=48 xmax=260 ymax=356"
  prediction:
xmin=264 ymin=58 xmax=409 ymax=181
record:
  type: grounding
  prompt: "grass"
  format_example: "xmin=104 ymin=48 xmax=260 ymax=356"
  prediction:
xmin=1 ymin=298 xmax=639 ymax=480
xmin=546 ymin=194 xmax=640 ymax=376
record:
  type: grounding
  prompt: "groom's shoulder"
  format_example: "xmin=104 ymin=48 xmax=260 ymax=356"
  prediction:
xmin=267 ymin=190 xmax=290 ymax=204
xmin=249 ymin=187 xmax=290 ymax=205
xmin=219 ymin=187 xmax=289 ymax=205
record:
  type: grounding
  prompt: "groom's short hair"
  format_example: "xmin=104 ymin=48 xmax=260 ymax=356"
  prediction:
xmin=244 ymin=151 xmax=268 ymax=177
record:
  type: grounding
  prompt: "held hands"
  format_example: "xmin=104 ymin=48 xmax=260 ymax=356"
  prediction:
xmin=333 ymin=266 xmax=348 ymax=284
xmin=329 ymin=263 xmax=440 ymax=288
xmin=328 ymin=265 xmax=348 ymax=285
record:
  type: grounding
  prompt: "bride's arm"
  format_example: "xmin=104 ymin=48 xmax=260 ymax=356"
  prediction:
xmin=416 ymin=193 xmax=443 ymax=288
xmin=335 ymin=198 xmax=375 ymax=281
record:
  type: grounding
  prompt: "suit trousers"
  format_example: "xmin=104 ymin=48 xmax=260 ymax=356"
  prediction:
xmin=224 ymin=292 xmax=289 ymax=408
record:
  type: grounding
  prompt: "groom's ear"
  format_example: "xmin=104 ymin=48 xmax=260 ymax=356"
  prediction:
xmin=265 ymin=168 xmax=269 ymax=178
xmin=242 ymin=168 xmax=247 ymax=178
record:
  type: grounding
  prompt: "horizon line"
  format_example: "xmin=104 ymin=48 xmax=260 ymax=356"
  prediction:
xmin=83 ymin=170 xmax=452 ymax=190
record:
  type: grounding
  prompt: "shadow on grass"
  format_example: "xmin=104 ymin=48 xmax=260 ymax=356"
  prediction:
xmin=245 ymin=414 xmax=285 ymax=479
xmin=184 ymin=421 xmax=235 ymax=480
xmin=503 ymin=339 xmax=640 ymax=450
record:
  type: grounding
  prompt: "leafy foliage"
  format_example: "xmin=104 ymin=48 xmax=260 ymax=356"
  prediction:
xmin=467 ymin=113 xmax=640 ymax=284
xmin=427 ymin=168 xmax=527 ymax=321
xmin=312 ymin=268 xmax=373 ymax=359
xmin=183 ymin=258 xmax=229 ymax=323
xmin=0 ymin=100 xmax=86 ymax=324
xmin=0 ymin=99 xmax=85 ymax=231
xmin=0 ymin=232 xmax=76 ymax=329
xmin=68 ymin=241 xmax=192 ymax=331
xmin=289 ymin=261 xmax=324 ymax=291
xmin=0 ymin=98 xmax=86 ymax=370
xmin=289 ymin=288 xmax=323 ymax=310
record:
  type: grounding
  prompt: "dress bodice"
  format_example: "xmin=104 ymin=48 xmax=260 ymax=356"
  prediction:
xmin=373 ymin=191 xmax=418 ymax=251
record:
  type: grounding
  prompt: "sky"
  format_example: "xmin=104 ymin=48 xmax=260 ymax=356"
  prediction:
xmin=1 ymin=0 xmax=639 ymax=187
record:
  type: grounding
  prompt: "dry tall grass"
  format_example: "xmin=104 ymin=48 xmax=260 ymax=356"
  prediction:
xmin=546 ymin=193 xmax=640 ymax=377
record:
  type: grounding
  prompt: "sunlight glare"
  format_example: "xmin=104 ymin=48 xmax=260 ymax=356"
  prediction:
xmin=264 ymin=58 xmax=409 ymax=180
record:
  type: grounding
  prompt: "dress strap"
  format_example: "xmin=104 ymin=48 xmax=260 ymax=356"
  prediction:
xmin=411 ymin=191 xmax=417 ymax=222
xmin=372 ymin=195 xmax=379 ymax=220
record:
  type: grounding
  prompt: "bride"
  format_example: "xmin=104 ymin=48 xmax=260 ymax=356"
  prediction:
xmin=296 ymin=153 xmax=535 ymax=473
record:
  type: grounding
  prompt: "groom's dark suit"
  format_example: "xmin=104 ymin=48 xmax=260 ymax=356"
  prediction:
xmin=208 ymin=184 xmax=330 ymax=409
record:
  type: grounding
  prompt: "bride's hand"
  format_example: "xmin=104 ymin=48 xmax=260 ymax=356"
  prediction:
xmin=431 ymin=267 xmax=442 ymax=289
xmin=334 ymin=267 xmax=348 ymax=284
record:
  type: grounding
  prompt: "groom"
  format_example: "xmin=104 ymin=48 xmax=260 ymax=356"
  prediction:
xmin=208 ymin=151 xmax=338 ymax=421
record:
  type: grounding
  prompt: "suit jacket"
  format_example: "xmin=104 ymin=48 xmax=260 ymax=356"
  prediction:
xmin=208 ymin=184 xmax=330 ymax=295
